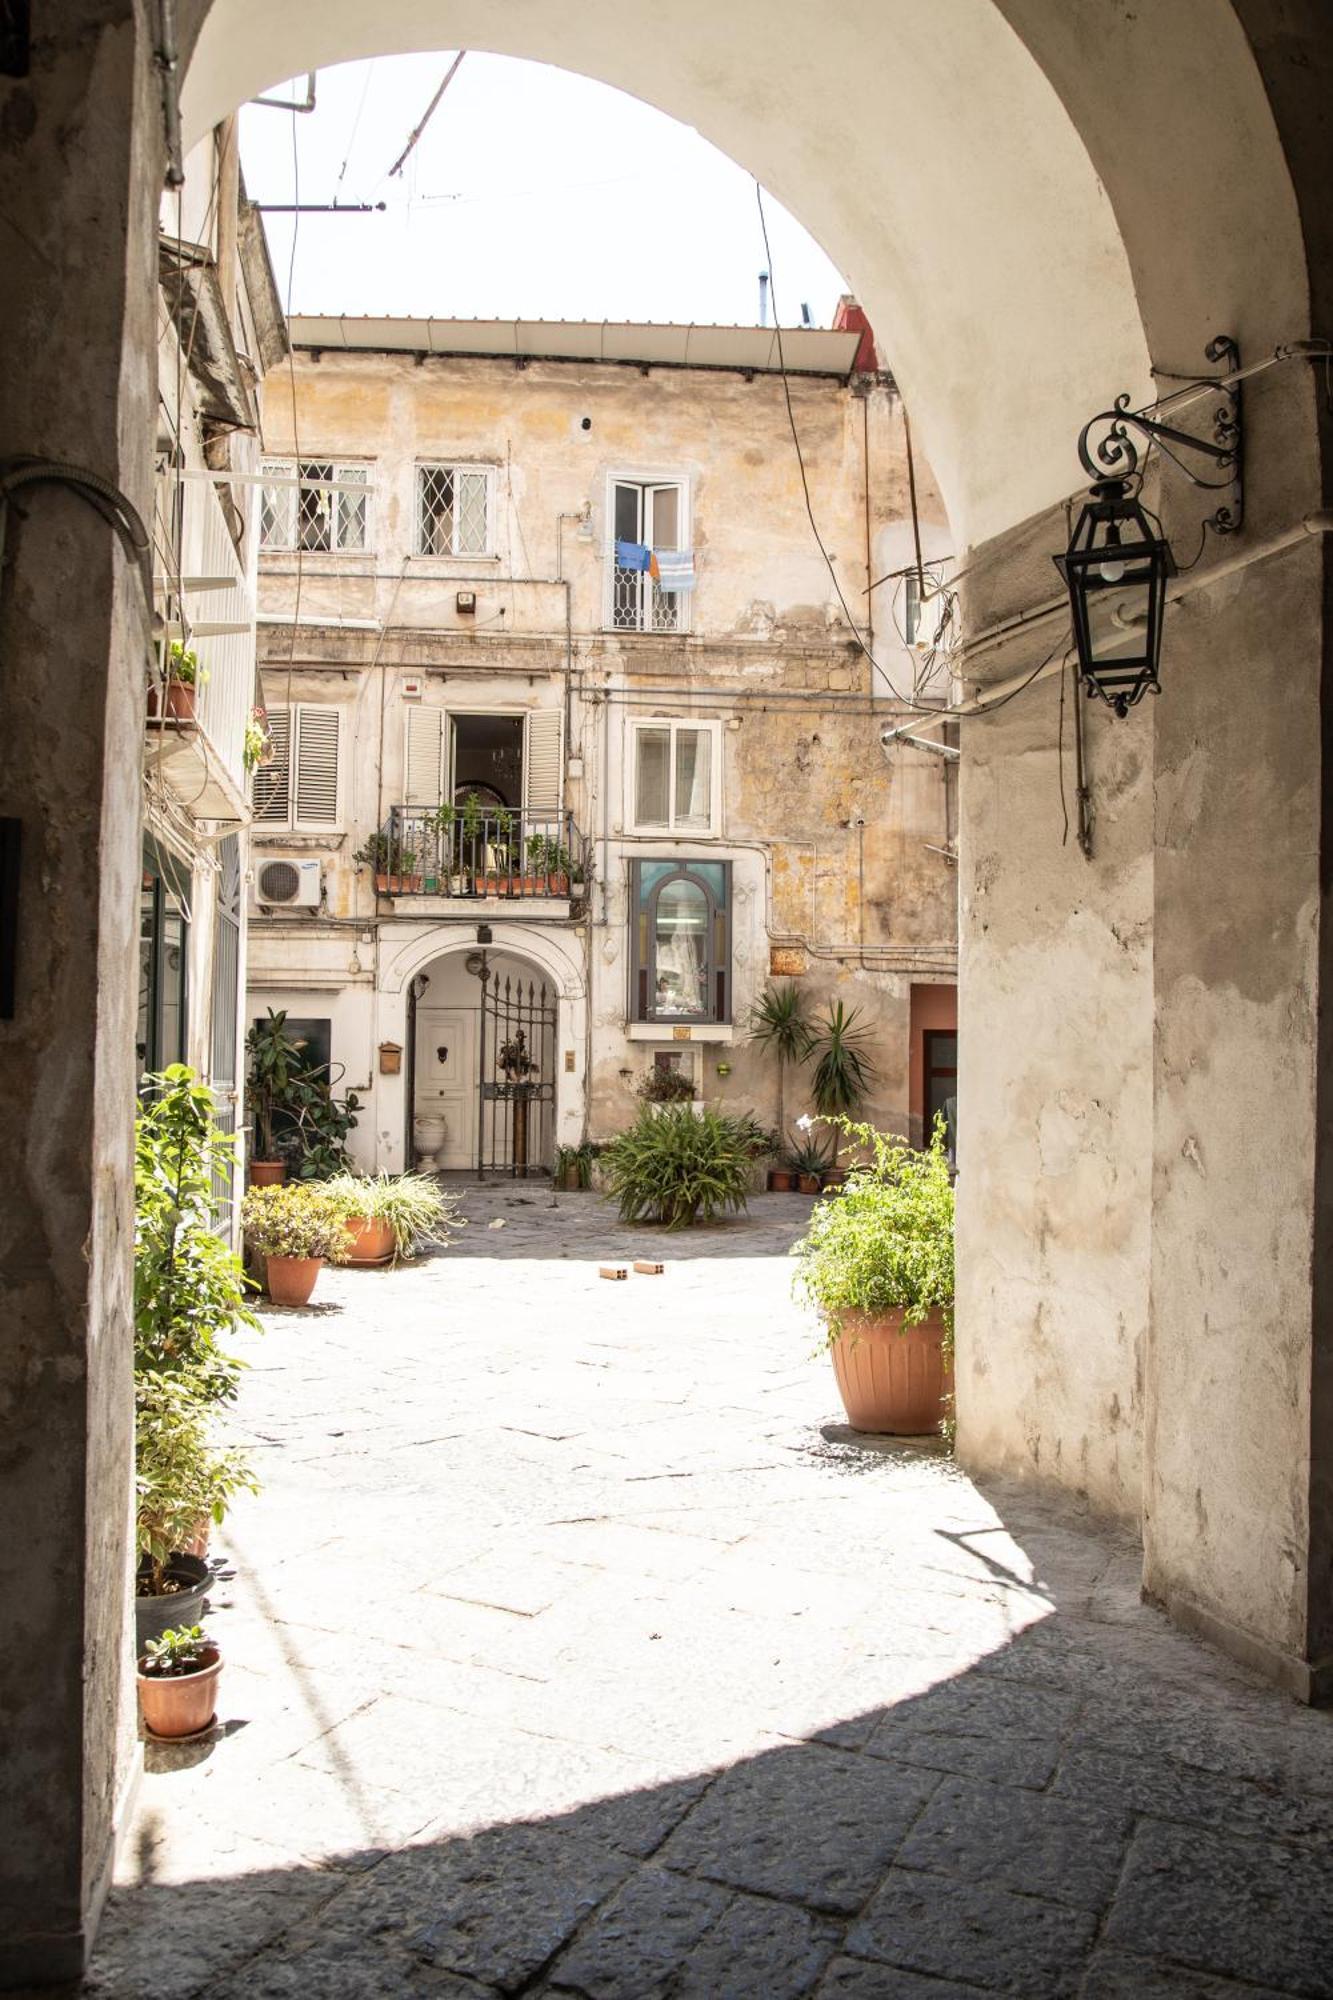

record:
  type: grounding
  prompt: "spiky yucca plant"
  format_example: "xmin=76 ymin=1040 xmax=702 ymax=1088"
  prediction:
xmin=807 ymin=1001 xmax=879 ymax=1117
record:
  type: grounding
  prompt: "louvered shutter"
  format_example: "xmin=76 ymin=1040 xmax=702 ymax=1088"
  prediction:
xmin=403 ymin=705 xmax=445 ymax=807
xmin=252 ymin=707 xmax=292 ymax=825
xmin=294 ymin=706 xmax=340 ymax=828
xmin=523 ymin=710 xmax=563 ymax=817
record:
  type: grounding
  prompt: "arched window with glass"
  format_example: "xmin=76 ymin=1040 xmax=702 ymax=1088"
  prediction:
xmin=630 ymin=860 xmax=732 ymax=1025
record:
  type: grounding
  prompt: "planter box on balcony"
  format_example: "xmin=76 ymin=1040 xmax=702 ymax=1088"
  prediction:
xmin=375 ymin=873 xmax=424 ymax=895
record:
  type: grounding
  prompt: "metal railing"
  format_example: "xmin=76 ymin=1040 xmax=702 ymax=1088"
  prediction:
xmin=383 ymin=806 xmax=589 ymax=899
xmin=154 ymin=468 xmax=257 ymax=795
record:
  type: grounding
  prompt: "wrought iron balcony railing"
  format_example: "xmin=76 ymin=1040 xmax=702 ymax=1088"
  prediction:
xmin=381 ymin=806 xmax=589 ymax=900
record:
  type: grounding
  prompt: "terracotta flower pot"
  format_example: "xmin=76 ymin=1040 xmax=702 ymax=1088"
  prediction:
xmin=341 ymin=1216 xmax=395 ymax=1265
xmin=248 ymin=1159 xmax=286 ymax=1187
xmin=797 ymin=1172 xmax=821 ymax=1195
xmin=265 ymin=1254 xmax=323 ymax=1306
xmin=137 ymin=1646 xmax=222 ymax=1739
xmin=148 ymin=680 xmax=197 ymax=724
xmin=828 ymin=1307 xmax=953 ymax=1436
xmin=768 ymin=1169 xmax=794 ymax=1192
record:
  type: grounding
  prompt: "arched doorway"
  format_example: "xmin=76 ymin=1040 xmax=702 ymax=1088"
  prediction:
xmin=4 ymin=6 xmax=1333 ymax=1982
xmin=410 ymin=945 xmax=558 ymax=1178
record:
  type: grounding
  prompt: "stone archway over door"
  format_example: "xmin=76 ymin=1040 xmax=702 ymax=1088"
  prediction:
xmin=3 ymin=3 xmax=1332 ymax=1984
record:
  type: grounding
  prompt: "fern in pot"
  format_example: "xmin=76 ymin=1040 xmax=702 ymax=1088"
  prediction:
xmin=603 ymin=1105 xmax=753 ymax=1230
xmin=792 ymin=1119 xmax=954 ymax=1435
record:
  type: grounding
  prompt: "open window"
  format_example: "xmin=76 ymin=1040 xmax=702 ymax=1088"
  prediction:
xmin=610 ymin=476 xmax=689 ymax=632
xmin=630 ymin=859 xmax=731 ymax=1024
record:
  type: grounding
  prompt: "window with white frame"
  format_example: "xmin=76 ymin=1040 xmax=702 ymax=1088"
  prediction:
xmin=260 ymin=462 xmax=370 ymax=553
xmin=610 ymin=477 xmax=688 ymax=632
xmin=416 ymin=464 xmax=492 ymax=557
xmin=251 ymin=704 xmax=342 ymax=830
xmin=631 ymin=719 xmax=718 ymax=834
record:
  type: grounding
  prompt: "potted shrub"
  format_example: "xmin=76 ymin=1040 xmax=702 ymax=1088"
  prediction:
xmin=637 ymin=1066 xmax=698 ymax=1114
xmin=241 ymin=1181 xmax=347 ymax=1306
xmin=517 ymin=832 xmax=572 ymax=895
xmin=749 ymin=982 xmax=813 ymax=1147
xmin=150 ymin=640 xmax=206 ymax=724
xmin=603 ymin=1104 xmax=753 ymax=1230
xmin=325 ymin=1171 xmax=457 ymax=1266
xmin=137 ymin=1624 xmax=223 ymax=1740
xmin=134 ymin=1065 xmax=258 ymax=1630
xmin=245 ymin=1010 xmax=361 ymax=1182
xmin=793 ymin=1119 xmax=954 ymax=1435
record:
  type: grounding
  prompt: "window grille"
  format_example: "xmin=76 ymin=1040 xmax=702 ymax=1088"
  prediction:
xmin=260 ymin=463 xmax=369 ymax=553
xmin=417 ymin=465 xmax=490 ymax=556
xmin=610 ymin=477 xmax=686 ymax=632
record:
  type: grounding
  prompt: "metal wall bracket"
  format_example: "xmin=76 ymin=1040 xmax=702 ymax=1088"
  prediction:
xmin=1077 ymin=335 xmax=1244 ymax=537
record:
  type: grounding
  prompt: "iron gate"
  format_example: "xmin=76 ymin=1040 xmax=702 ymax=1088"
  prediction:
xmin=477 ymin=959 xmax=556 ymax=1177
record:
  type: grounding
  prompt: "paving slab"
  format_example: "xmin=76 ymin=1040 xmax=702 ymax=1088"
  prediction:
xmin=88 ymin=1183 xmax=1333 ymax=1999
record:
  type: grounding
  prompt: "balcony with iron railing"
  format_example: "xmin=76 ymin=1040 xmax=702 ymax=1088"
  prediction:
xmin=148 ymin=468 xmax=257 ymax=822
xmin=378 ymin=807 xmax=590 ymax=901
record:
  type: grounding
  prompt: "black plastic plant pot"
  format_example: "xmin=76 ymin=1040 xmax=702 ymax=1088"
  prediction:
xmin=134 ymin=1554 xmax=210 ymax=1647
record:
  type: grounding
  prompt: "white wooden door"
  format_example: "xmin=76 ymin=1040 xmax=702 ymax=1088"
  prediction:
xmin=415 ymin=1006 xmax=477 ymax=1168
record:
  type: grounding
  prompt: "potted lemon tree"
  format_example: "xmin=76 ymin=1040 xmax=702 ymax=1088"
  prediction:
xmin=793 ymin=1119 xmax=954 ymax=1435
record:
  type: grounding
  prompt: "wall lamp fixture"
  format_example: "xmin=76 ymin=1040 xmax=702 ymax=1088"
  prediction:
xmin=1055 ymin=335 xmax=1243 ymax=717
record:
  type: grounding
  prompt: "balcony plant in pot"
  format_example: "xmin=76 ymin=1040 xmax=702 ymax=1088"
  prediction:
xmin=241 ymin=1181 xmax=346 ymax=1307
xmin=354 ymin=828 xmax=422 ymax=895
xmin=793 ymin=1118 xmax=954 ymax=1436
xmin=748 ymin=983 xmax=813 ymax=1187
xmin=150 ymin=640 xmax=206 ymax=724
xmin=137 ymin=1623 xmax=223 ymax=1740
xmin=520 ymin=832 xmax=572 ymax=896
xmin=325 ymin=1170 xmax=457 ymax=1266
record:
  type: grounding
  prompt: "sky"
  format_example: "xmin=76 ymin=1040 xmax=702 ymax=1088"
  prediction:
xmin=238 ymin=53 xmax=848 ymax=328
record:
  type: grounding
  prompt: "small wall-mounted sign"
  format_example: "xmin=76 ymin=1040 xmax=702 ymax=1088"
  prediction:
xmin=672 ymin=1025 xmax=692 ymax=1041
xmin=769 ymin=945 xmax=807 ymax=977
xmin=378 ymin=1041 xmax=403 ymax=1075
xmin=564 ymin=1049 xmax=576 ymax=1072
xmin=401 ymin=677 xmax=424 ymax=701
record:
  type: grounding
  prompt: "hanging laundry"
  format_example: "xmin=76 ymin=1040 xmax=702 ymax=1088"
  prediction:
xmin=615 ymin=539 xmax=652 ymax=572
xmin=653 ymin=548 xmax=697 ymax=592
xmin=648 ymin=551 xmax=661 ymax=582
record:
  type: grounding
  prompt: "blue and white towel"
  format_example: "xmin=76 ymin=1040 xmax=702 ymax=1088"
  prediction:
xmin=653 ymin=548 xmax=696 ymax=592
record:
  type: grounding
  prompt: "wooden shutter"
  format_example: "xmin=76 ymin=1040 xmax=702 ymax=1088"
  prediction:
xmin=294 ymin=705 xmax=340 ymax=827
xmin=403 ymin=705 xmax=445 ymax=807
xmin=252 ymin=707 xmax=291 ymax=825
xmin=523 ymin=710 xmax=563 ymax=817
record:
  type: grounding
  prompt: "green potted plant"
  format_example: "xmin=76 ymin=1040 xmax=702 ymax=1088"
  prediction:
xmin=603 ymin=1104 xmax=753 ymax=1230
xmin=792 ymin=1118 xmax=954 ymax=1435
xmin=244 ymin=1010 xmax=360 ymax=1182
xmin=785 ymin=1129 xmax=835 ymax=1194
xmin=637 ymin=1066 xmax=698 ymax=1108
xmin=806 ymin=1000 xmax=879 ymax=1117
xmin=134 ymin=1065 xmax=258 ymax=1622
xmin=244 ymin=1008 xmax=303 ymax=1183
xmin=240 ymin=1181 xmax=347 ymax=1306
xmin=325 ymin=1171 xmax=457 ymax=1266
xmin=420 ymin=801 xmax=455 ymax=891
xmin=749 ymin=984 xmax=813 ymax=1183
xmin=520 ymin=832 xmax=572 ymax=895
xmin=152 ymin=640 xmax=207 ymax=724
xmin=354 ymin=829 xmax=422 ymax=895
xmin=242 ymin=707 xmax=271 ymax=774
xmin=137 ymin=1623 xmax=223 ymax=1740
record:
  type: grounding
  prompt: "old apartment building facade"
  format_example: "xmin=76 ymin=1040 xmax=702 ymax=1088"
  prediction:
xmin=247 ymin=314 xmax=956 ymax=1175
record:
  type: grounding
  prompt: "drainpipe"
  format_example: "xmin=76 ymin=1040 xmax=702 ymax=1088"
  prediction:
xmin=863 ymin=392 xmax=874 ymax=674
xmin=154 ymin=0 xmax=184 ymax=187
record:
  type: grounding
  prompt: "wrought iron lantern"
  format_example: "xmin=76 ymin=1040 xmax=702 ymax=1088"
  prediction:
xmin=1054 ymin=480 xmax=1174 ymax=717
xmin=1056 ymin=335 xmax=1243 ymax=718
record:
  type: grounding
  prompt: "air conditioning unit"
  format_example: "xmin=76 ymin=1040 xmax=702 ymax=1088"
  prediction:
xmin=254 ymin=857 xmax=322 ymax=909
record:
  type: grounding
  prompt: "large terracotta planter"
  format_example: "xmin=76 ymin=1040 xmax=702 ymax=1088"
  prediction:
xmin=137 ymin=1646 xmax=222 ymax=1739
xmin=148 ymin=680 xmax=197 ymax=724
xmin=829 ymin=1308 xmax=953 ymax=1435
xmin=265 ymin=1254 xmax=323 ymax=1306
xmin=248 ymin=1159 xmax=286 ymax=1187
xmin=341 ymin=1215 xmax=395 ymax=1265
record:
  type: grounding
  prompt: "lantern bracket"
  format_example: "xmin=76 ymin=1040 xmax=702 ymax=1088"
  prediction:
xmin=1076 ymin=335 xmax=1243 ymax=535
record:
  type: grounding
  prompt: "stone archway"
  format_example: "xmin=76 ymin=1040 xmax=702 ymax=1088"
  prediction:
xmin=3 ymin=3 xmax=1332 ymax=1984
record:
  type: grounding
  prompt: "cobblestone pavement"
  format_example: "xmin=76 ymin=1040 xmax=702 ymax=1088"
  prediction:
xmin=90 ymin=1185 xmax=1333 ymax=1998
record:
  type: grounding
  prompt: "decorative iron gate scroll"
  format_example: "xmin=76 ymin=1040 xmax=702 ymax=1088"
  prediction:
xmin=477 ymin=960 xmax=556 ymax=1177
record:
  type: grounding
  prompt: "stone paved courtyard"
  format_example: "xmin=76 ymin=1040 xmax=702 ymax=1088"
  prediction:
xmin=89 ymin=1185 xmax=1333 ymax=1998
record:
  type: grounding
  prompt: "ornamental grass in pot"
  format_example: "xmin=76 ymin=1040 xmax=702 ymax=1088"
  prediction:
xmin=792 ymin=1119 xmax=954 ymax=1436
xmin=137 ymin=1623 xmax=223 ymax=1740
xmin=241 ymin=1181 xmax=346 ymax=1306
xmin=603 ymin=1105 xmax=753 ymax=1230
xmin=325 ymin=1171 xmax=458 ymax=1266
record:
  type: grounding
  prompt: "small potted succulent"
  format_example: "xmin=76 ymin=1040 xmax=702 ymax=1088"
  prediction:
xmin=786 ymin=1130 xmax=835 ymax=1195
xmin=792 ymin=1118 xmax=954 ymax=1435
xmin=137 ymin=1623 xmax=223 ymax=1740
xmin=325 ymin=1171 xmax=457 ymax=1266
xmin=240 ymin=1181 xmax=346 ymax=1306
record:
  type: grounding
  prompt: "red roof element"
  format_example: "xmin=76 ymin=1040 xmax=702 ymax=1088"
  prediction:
xmin=833 ymin=296 xmax=879 ymax=373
